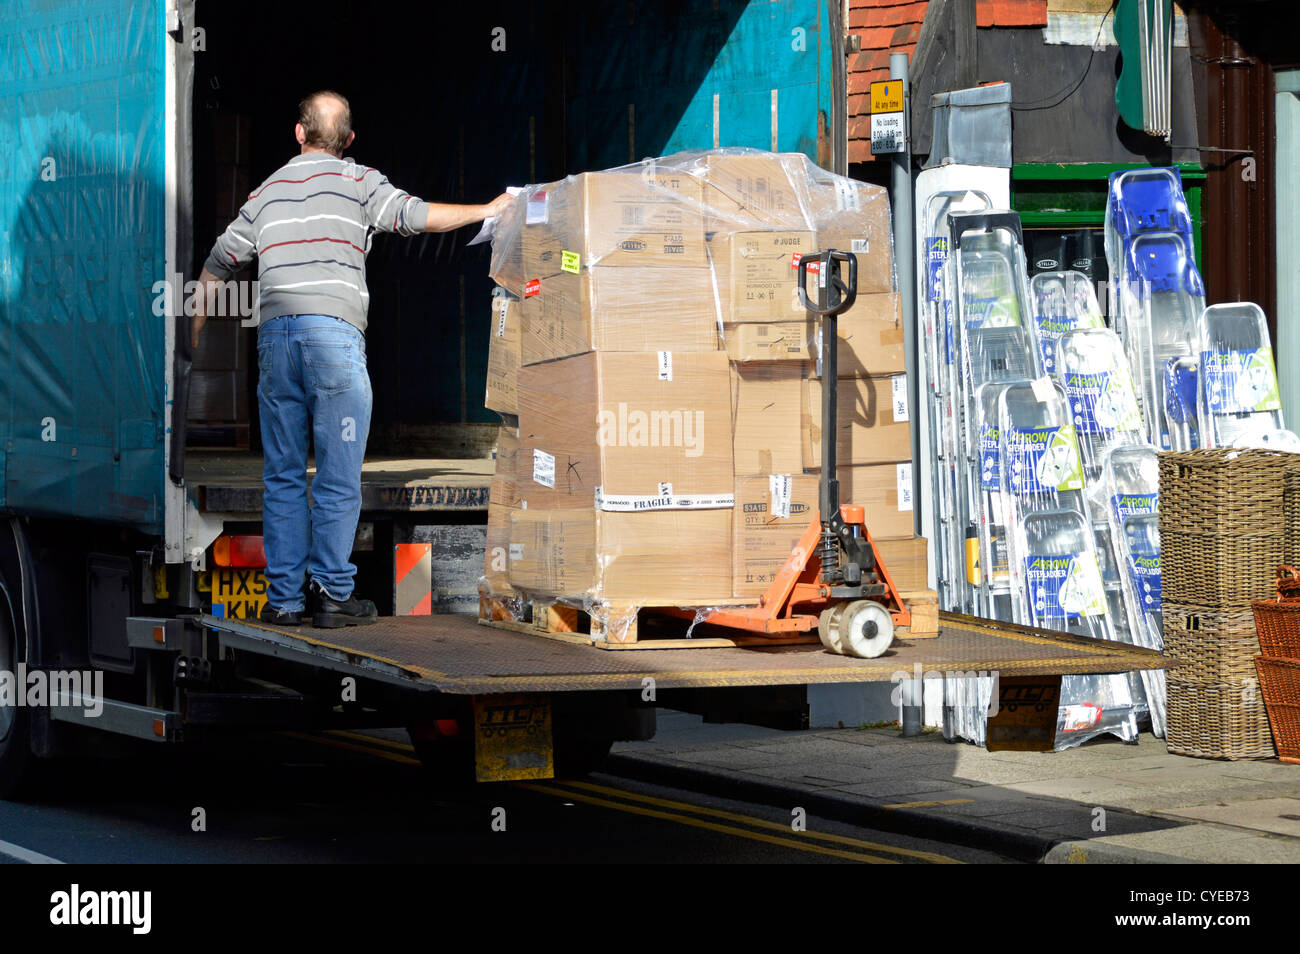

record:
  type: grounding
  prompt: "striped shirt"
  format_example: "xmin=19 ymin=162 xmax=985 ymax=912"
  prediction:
xmin=203 ymin=153 xmax=430 ymax=332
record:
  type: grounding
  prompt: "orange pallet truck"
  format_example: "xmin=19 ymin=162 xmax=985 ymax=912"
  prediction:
xmin=702 ymin=249 xmax=910 ymax=658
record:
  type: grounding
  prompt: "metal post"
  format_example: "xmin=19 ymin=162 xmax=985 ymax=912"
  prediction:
xmin=889 ymin=52 xmax=922 ymax=731
xmin=889 ymin=52 xmax=918 ymax=537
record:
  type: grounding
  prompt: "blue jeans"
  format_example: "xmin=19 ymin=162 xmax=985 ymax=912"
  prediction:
xmin=256 ymin=315 xmax=372 ymax=611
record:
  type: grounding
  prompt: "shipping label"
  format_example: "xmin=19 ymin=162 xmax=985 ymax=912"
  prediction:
xmin=891 ymin=374 xmax=909 ymax=422
xmin=896 ymin=462 xmax=913 ymax=512
xmin=532 ymin=449 xmax=555 ymax=488
xmin=769 ymin=474 xmax=792 ymax=519
xmin=525 ymin=191 xmax=548 ymax=225
xmin=560 ymin=250 xmax=581 ymax=274
xmin=1200 ymin=346 xmax=1282 ymax=414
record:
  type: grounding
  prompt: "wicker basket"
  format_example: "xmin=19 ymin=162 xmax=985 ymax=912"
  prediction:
xmin=1165 ymin=677 xmax=1276 ymax=760
xmin=1286 ymin=471 xmax=1300 ymax=566
xmin=1163 ymin=603 xmax=1262 ymax=682
xmin=1159 ymin=449 xmax=1296 ymax=607
xmin=1254 ymin=656 xmax=1300 ymax=764
xmin=1253 ymin=600 xmax=1300 ymax=658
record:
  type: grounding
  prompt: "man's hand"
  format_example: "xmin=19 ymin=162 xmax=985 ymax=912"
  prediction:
xmin=190 ymin=266 xmax=222 ymax=350
xmin=484 ymin=192 xmax=514 ymax=219
xmin=424 ymin=193 xmax=515 ymax=233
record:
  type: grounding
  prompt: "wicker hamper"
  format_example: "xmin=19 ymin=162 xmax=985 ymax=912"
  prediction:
xmin=1159 ymin=449 xmax=1294 ymax=607
xmin=1254 ymin=656 xmax=1300 ymax=764
xmin=1163 ymin=604 xmax=1263 ymax=683
xmin=1164 ymin=677 xmax=1276 ymax=760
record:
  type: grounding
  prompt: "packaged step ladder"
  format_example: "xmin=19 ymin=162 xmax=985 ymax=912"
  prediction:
xmin=950 ymin=211 xmax=1040 ymax=618
xmin=914 ymin=167 xmax=1009 ymax=744
xmin=1101 ymin=444 xmax=1166 ymax=737
xmin=1196 ymin=302 xmax=1289 ymax=449
xmin=1105 ymin=168 xmax=1205 ymax=450
xmin=917 ymin=188 xmax=993 ymax=613
xmin=1029 ymin=271 xmax=1104 ymax=378
xmin=996 ymin=380 xmax=1140 ymax=749
xmin=1049 ymin=326 xmax=1153 ymax=724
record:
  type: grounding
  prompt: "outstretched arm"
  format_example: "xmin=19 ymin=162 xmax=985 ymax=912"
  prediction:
xmin=423 ymin=193 xmax=513 ymax=233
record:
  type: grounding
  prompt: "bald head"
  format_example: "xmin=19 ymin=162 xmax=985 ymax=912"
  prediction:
xmin=296 ymin=91 xmax=353 ymax=155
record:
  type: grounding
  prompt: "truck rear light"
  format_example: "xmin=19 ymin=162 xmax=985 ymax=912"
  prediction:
xmin=212 ymin=535 xmax=267 ymax=568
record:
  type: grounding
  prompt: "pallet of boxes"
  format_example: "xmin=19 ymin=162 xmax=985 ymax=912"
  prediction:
xmin=478 ymin=148 xmax=935 ymax=647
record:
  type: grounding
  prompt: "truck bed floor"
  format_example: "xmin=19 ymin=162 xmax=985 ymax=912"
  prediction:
xmin=201 ymin=612 xmax=1172 ymax=695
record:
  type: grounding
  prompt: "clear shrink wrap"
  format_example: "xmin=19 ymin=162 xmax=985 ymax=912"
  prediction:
xmin=480 ymin=149 xmax=897 ymax=625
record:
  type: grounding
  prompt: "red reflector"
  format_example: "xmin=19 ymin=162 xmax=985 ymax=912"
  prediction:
xmin=435 ymin=719 xmax=460 ymax=737
xmin=212 ymin=535 xmax=266 ymax=568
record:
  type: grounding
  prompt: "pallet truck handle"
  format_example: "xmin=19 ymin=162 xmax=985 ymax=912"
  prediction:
xmin=797 ymin=249 xmax=857 ymax=317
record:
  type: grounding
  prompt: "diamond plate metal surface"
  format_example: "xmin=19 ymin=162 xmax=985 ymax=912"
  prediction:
xmin=201 ymin=611 xmax=1171 ymax=696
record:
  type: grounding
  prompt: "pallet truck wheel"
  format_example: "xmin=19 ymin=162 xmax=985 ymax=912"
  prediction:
xmin=837 ymin=601 xmax=895 ymax=659
xmin=817 ymin=603 xmax=848 ymax=654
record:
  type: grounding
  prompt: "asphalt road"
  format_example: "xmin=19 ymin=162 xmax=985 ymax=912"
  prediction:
xmin=0 ymin=727 xmax=1016 ymax=864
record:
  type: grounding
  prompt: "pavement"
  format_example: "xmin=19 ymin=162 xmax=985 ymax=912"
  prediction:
xmin=611 ymin=710 xmax=1300 ymax=864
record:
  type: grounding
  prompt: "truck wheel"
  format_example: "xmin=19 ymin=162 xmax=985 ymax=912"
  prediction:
xmin=0 ymin=603 xmax=36 ymax=800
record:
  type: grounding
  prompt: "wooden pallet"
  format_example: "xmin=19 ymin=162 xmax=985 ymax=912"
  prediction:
xmin=477 ymin=594 xmax=817 ymax=650
xmin=478 ymin=589 xmax=939 ymax=650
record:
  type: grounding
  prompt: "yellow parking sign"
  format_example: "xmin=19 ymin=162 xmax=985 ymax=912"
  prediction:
xmin=871 ymin=80 xmax=904 ymax=114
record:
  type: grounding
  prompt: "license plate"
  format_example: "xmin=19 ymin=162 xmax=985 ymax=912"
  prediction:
xmin=208 ymin=568 xmax=269 ymax=620
xmin=472 ymin=693 xmax=554 ymax=782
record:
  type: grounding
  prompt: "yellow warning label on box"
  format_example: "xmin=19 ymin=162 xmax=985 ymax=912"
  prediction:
xmin=560 ymin=249 xmax=581 ymax=274
xmin=870 ymin=80 xmax=904 ymax=114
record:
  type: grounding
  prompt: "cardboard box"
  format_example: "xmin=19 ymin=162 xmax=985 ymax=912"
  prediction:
xmin=483 ymin=500 xmax=517 ymax=596
xmin=808 ymin=175 xmax=894 ymax=293
xmin=731 ymin=362 xmax=804 ymax=475
xmin=517 ymin=351 xmax=734 ymax=510
xmin=507 ymin=508 xmax=732 ymax=604
xmin=708 ymin=230 xmax=816 ymax=323
xmin=490 ymin=425 xmax=521 ymax=509
xmin=520 ymin=266 xmax=719 ymax=366
xmin=485 ymin=295 xmax=521 ymax=415
xmin=834 ymin=462 xmax=916 ymax=539
xmin=521 ymin=171 xmax=707 ymax=277
xmin=875 ymin=535 xmax=929 ymax=593
xmin=726 ymin=292 xmax=904 ymax=371
xmin=733 ymin=475 xmax=818 ymax=598
xmin=806 ymin=291 xmax=906 ymax=376
xmin=488 ymin=194 xmax=527 ymax=297
xmin=701 ymin=153 xmax=809 ymax=230
xmin=723 ymin=320 xmax=813 ymax=362
xmin=802 ymin=374 xmax=913 ymax=469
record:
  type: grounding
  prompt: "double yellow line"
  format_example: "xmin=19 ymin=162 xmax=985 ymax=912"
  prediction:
xmin=526 ymin=778 xmax=963 ymax=864
xmin=296 ymin=730 xmax=964 ymax=864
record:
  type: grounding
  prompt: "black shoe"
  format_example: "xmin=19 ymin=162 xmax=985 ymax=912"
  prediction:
xmin=259 ymin=603 xmax=303 ymax=626
xmin=310 ymin=581 xmax=379 ymax=629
